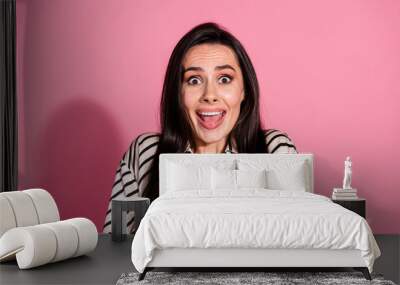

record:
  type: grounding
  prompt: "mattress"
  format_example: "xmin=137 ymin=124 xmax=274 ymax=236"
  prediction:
xmin=131 ymin=189 xmax=380 ymax=273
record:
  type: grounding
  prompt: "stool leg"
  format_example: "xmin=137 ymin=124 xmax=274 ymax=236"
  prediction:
xmin=111 ymin=201 xmax=122 ymax=242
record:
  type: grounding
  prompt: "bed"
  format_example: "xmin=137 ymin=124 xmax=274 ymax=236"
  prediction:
xmin=130 ymin=154 xmax=381 ymax=280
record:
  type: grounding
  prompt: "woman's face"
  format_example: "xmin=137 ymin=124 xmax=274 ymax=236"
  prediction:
xmin=181 ymin=44 xmax=245 ymax=148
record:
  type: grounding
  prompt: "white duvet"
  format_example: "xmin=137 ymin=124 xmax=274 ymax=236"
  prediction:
xmin=131 ymin=189 xmax=380 ymax=273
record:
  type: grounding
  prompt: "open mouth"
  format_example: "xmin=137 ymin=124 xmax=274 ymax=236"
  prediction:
xmin=196 ymin=110 xmax=226 ymax=130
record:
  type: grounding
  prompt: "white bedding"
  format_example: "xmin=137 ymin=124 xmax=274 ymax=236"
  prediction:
xmin=131 ymin=189 xmax=380 ymax=273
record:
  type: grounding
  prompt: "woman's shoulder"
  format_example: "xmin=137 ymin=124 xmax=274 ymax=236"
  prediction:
xmin=121 ymin=132 xmax=160 ymax=169
xmin=123 ymin=132 xmax=160 ymax=158
xmin=133 ymin=132 xmax=161 ymax=147
xmin=263 ymin=128 xmax=292 ymax=139
xmin=263 ymin=128 xmax=297 ymax=154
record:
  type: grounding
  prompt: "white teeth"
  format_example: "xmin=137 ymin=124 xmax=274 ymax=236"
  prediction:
xmin=198 ymin=111 xmax=224 ymax=116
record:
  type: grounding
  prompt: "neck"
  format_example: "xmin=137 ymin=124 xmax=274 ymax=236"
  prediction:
xmin=194 ymin=138 xmax=228 ymax=154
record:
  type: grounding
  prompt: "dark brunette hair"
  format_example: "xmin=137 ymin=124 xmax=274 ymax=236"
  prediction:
xmin=143 ymin=22 xmax=268 ymax=201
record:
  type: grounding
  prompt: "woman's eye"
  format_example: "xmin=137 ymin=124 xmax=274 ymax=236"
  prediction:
xmin=218 ymin=76 xmax=232 ymax=84
xmin=187 ymin=77 xmax=201 ymax=85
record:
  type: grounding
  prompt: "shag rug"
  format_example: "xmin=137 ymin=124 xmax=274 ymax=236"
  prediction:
xmin=116 ymin=271 xmax=396 ymax=285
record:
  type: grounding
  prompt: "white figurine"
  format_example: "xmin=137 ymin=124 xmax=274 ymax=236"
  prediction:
xmin=342 ymin=156 xmax=352 ymax=189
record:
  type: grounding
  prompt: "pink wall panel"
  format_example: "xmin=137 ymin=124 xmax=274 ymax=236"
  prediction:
xmin=16 ymin=0 xmax=400 ymax=233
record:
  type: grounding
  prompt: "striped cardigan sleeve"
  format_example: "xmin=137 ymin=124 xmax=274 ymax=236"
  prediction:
xmin=103 ymin=136 xmax=141 ymax=234
xmin=265 ymin=129 xmax=298 ymax=154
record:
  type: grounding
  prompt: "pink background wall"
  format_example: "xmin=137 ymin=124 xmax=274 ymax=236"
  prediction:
xmin=16 ymin=0 xmax=400 ymax=234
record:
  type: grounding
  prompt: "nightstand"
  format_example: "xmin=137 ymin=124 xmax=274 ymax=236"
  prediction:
xmin=332 ymin=198 xmax=366 ymax=218
xmin=111 ymin=197 xmax=150 ymax=242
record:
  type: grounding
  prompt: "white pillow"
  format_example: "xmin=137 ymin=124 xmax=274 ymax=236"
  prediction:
xmin=166 ymin=158 xmax=236 ymax=170
xmin=238 ymin=159 xmax=307 ymax=191
xmin=212 ymin=168 xmax=236 ymax=190
xmin=211 ymin=168 xmax=268 ymax=190
xmin=266 ymin=164 xmax=306 ymax=191
xmin=167 ymin=162 xmax=212 ymax=191
xmin=236 ymin=169 xmax=268 ymax=188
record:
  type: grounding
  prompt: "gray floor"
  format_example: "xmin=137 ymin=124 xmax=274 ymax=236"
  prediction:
xmin=0 ymin=234 xmax=399 ymax=285
xmin=374 ymin=235 xmax=400 ymax=284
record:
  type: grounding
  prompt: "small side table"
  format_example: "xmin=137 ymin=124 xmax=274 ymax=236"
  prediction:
xmin=112 ymin=197 xmax=150 ymax=242
xmin=332 ymin=198 xmax=366 ymax=218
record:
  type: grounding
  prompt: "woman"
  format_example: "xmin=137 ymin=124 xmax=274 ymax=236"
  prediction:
xmin=103 ymin=22 xmax=297 ymax=234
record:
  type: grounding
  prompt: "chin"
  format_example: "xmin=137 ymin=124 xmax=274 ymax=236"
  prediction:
xmin=195 ymin=126 xmax=229 ymax=145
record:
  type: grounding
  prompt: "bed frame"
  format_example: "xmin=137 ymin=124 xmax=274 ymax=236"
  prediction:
xmin=140 ymin=248 xmax=371 ymax=280
xmin=137 ymin=154 xmax=372 ymax=281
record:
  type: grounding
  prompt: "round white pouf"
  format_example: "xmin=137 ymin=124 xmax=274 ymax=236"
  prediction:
xmin=0 ymin=225 xmax=57 ymax=268
xmin=0 ymin=196 xmax=17 ymax=237
xmin=0 ymin=191 xmax=39 ymax=228
xmin=66 ymin=218 xmax=98 ymax=257
xmin=24 ymin=188 xmax=60 ymax=224
xmin=42 ymin=220 xmax=79 ymax=262
xmin=0 ymin=218 xmax=98 ymax=269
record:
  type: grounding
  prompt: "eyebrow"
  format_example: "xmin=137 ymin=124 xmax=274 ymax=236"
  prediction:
xmin=183 ymin=64 xmax=236 ymax=74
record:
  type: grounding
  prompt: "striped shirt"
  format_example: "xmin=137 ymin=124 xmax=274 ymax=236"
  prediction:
xmin=103 ymin=129 xmax=297 ymax=234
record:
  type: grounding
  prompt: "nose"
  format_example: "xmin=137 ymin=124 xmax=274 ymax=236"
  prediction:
xmin=200 ymin=81 xmax=219 ymax=103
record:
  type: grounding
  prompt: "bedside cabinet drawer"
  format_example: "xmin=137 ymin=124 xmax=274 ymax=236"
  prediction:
xmin=332 ymin=199 xmax=366 ymax=218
